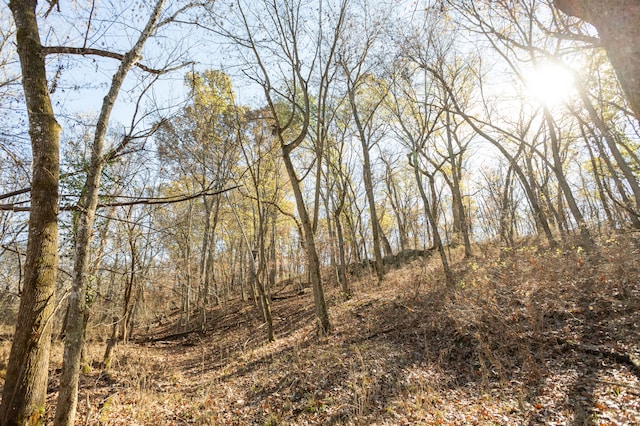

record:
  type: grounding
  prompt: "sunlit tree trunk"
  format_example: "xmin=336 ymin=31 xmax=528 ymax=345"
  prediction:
xmin=53 ymin=3 xmax=167 ymax=424
xmin=574 ymin=82 xmax=640 ymax=222
xmin=227 ymin=193 xmax=274 ymax=341
xmin=1 ymin=2 xmax=61 ymax=424
xmin=343 ymin=69 xmax=386 ymax=284
xmin=583 ymin=132 xmax=616 ymax=229
xmin=382 ymin=159 xmax=409 ymax=253
xmin=555 ymin=0 xmax=640 ymax=122
xmin=282 ymin=148 xmax=331 ymax=333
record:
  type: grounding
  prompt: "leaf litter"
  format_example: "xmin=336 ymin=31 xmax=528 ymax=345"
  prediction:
xmin=13 ymin=235 xmax=640 ymax=424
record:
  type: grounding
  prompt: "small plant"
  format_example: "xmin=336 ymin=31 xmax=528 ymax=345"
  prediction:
xmin=264 ymin=413 xmax=280 ymax=425
xmin=350 ymin=345 xmax=372 ymax=417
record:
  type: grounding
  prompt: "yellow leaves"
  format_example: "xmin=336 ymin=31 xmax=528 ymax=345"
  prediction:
xmin=186 ymin=69 xmax=236 ymax=115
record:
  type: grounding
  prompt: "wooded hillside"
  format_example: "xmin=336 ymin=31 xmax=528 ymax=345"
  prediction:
xmin=1 ymin=1 xmax=639 ymax=424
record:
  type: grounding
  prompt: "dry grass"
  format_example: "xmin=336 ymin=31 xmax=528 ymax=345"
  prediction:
xmin=2 ymin=234 xmax=640 ymax=424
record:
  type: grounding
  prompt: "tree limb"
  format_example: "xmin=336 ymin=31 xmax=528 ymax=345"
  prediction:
xmin=42 ymin=46 xmax=172 ymax=74
xmin=0 ymin=186 xmax=239 ymax=212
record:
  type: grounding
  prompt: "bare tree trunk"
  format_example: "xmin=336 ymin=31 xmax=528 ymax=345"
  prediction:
xmin=382 ymin=161 xmax=409 ymax=253
xmin=226 ymin=188 xmax=274 ymax=340
xmin=1 ymin=2 xmax=61 ymax=424
xmin=577 ymin=111 xmax=637 ymax=227
xmin=323 ymin=193 xmax=338 ymax=284
xmin=53 ymin=3 xmax=166 ymax=424
xmin=543 ymin=109 xmax=594 ymax=250
xmin=444 ymin=109 xmax=472 ymax=258
xmin=122 ymin=251 xmax=136 ymax=343
xmin=199 ymin=194 xmax=222 ymax=330
xmin=101 ymin=317 xmax=119 ymax=374
xmin=426 ymin=66 xmax=558 ymax=248
xmin=254 ymin=203 xmax=275 ymax=342
xmin=282 ymin=149 xmax=331 ymax=333
xmin=410 ymin=153 xmax=454 ymax=288
xmin=575 ymin=83 xmax=640 ymax=221
xmin=199 ymin=198 xmax=213 ymax=324
xmin=334 ymin=208 xmax=350 ymax=297
xmin=178 ymin=201 xmax=194 ymax=330
xmin=238 ymin=239 xmax=247 ymax=302
xmin=268 ymin=210 xmax=277 ymax=294
xmin=345 ymin=81 xmax=385 ymax=284
xmin=343 ymin=200 xmax=362 ymax=264
xmin=499 ymin=165 xmax=516 ymax=246
xmin=555 ymin=0 xmax=640 ymax=122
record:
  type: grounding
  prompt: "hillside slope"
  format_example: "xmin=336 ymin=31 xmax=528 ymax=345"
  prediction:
xmin=3 ymin=236 xmax=640 ymax=425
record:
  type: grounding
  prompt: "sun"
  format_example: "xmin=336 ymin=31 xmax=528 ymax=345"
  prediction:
xmin=523 ymin=61 xmax=575 ymax=107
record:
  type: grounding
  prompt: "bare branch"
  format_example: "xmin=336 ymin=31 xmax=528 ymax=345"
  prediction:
xmin=42 ymin=46 xmax=166 ymax=74
xmin=93 ymin=185 xmax=239 ymax=209
xmin=0 ymin=187 xmax=30 ymax=201
xmin=0 ymin=186 xmax=240 ymax=212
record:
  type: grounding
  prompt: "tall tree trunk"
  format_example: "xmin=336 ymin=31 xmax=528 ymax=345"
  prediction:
xmin=383 ymin=164 xmax=409 ymax=252
xmin=334 ymin=208 xmax=350 ymax=297
xmin=576 ymin=83 xmax=640 ymax=219
xmin=323 ymin=193 xmax=338 ymax=284
xmin=555 ymin=0 xmax=640 ymax=122
xmin=343 ymin=201 xmax=362 ymax=264
xmin=256 ymin=219 xmax=274 ymax=342
xmin=427 ymin=67 xmax=558 ymax=248
xmin=199 ymin=197 xmax=213 ymax=309
xmin=268 ymin=210 xmax=277 ymax=294
xmin=445 ymin=110 xmax=472 ymax=258
xmin=578 ymin=118 xmax=639 ymax=228
xmin=282 ymin=147 xmax=330 ymax=333
xmin=227 ymin=194 xmax=274 ymax=341
xmin=347 ymin=88 xmax=385 ymax=284
xmin=543 ymin=109 xmax=594 ymax=250
xmin=584 ymin=136 xmax=616 ymax=229
xmin=53 ymin=2 xmax=166 ymax=424
xmin=410 ymin=153 xmax=454 ymax=288
xmin=122 ymin=243 xmax=137 ymax=343
xmin=1 ymin=2 xmax=61 ymax=424
xmin=500 ymin=164 xmax=516 ymax=246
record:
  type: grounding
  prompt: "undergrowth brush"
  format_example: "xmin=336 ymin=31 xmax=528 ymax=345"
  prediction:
xmin=2 ymin=234 xmax=639 ymax=424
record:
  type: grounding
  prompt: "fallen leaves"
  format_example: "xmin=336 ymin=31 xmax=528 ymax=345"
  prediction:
xmin=22 ymin=236 xmax=640 ymax=424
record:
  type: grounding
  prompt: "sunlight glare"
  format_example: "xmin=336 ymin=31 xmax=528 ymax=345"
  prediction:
xmin=524 ymin=62 xmax=575 ymax=107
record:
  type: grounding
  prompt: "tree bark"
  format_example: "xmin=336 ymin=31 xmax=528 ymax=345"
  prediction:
xmin=383 ymin=163 xmax=409 ymax=253
xmin=410 ymin=153 xmax=454 ymax=288
xmin=543 ymin=108 xmax=594 ymax=250
xmin=334 ymin=207 xmax=350 ymax=297
xmin=554 ymin=0 xmax=640 ymax=122
xmin=345 ymin=78 xmax=385 ymax=284
xmin=425 ymin=65 xmax=558 ymax=248
xmin=58 ymin=0 xmax=166 ymax=419
xmin=575 ymin=82 xmax=640 ymax=220
xmin=282 ymin=146 xmax=331 ymax=333
xmin=1 ymin=2 xmax=61 ymax=424
xmin=444 ymin=109 xmax=472 ymax=258
xmin=53 ymin=2 xmax=167 ymax=424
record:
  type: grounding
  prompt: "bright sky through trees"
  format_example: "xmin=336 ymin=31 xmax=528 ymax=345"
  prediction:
xmin=524 ymin=61 xmax=576 ymax=107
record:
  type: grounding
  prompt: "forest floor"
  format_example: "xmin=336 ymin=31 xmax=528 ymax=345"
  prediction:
xmin=3 ymin=235 xmax=640 ymax=425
